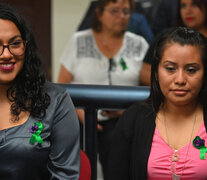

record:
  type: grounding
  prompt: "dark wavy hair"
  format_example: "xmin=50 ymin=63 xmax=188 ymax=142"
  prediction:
xmin=149 ymin=27 xmax=207 ymax=113
xmin=91 ymin=0 xmax=134 ymax=32
xmin=177 ymin=0 xmax=207 ymax=28
xmin=0 ymin=3 xmax=50 ymax=121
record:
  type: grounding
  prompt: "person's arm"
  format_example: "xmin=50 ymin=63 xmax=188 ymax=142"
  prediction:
xmin=58 ymin=65 xmax=73 ymax=83
xmin=58 ymin=65 xmax=85 ymax=124
xmin=139 ymin=32 xmax=164 ymax=86
xmin=58 ymin=32 xmax=77 ymax=84
xmin=139 ymin=62 xmax=151 ymax=86
xmin=101 ymin=110 xmax=123 ymax=118
xmin=136 ymin=35 xmax=151 ymax=86
xmin=48 ymin=90 xmax=80 ymax=179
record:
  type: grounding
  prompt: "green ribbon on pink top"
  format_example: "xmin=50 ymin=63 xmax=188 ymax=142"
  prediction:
xmin=193 ymin=136 xmax=207 ymax=160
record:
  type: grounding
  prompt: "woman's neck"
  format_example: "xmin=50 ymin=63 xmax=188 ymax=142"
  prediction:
xmin=94 ymin=28 xmax=124 ymax=39
xmin=161 ymin=100 xmax=201 ymax=120
xmin=93 ymin=29 xmax=124 ymax=58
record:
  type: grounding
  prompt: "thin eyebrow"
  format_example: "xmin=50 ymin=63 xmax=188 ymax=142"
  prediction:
xmin=9 ymin=35 xmax=23 ymax=43
xmin=163 ymin=60 xmax=201 ymax=67
xmin=0 ymin=35 xmax=22 ymax=44
xmin=163 ymin=60 xmax=176 ymax=65
xmin=185 ymin=63 xmax=201 ymax=67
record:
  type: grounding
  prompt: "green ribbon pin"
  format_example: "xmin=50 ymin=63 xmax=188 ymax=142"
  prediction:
xmin=30 ymin=122 xmax=44 ymax=144
xmin=119 ymin=58 xmax=128 ymax=71
xmin=193 ymin=136 xmax=207 ymax=159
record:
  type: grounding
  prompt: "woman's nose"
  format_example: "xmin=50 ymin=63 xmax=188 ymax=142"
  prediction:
xmin=0 ymin=46 xmax=12 ymax=58
xmin=175 ymin=70 xmax=186 ymax=85
xmin=185 ymin=5 xmax=193 ymax=14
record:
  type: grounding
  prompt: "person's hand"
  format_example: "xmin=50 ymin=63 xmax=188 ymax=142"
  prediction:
xmin=97 ymin=124 xmax=103 ymax=131
xmin=101 ymin=110 xmax=123 ymax=119
xmin=97 ymin=110 xmax=123 ymax=132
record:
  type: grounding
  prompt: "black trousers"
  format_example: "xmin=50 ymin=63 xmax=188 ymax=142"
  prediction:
xmin=98 ymin=118 xmax=118 ymax=179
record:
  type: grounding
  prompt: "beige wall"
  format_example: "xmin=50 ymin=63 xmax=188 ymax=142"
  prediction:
xmin=51 ymin=0 xmax=90 ymax=82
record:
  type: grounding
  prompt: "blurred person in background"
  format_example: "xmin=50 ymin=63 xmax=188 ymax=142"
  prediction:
xmin=78 ymin=0 xmax=154 ymax=44
xmin=134 ymin=0 xmax=178 ymax=35
xmin=177 ymin=0 xmax=207 ymax=37
xmin=151 ymin=0 xmax=178 ymax=35
xmin=58 ymin=0 xmax=149 ymax=178
xmin=141 ymin=0 xmax=207 ymax=85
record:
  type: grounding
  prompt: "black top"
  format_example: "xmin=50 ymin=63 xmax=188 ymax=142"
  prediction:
xmin=106 ymin=101 xmax=207 ymax=180
xmin=0 ymin=82 xmax=80 ymax=180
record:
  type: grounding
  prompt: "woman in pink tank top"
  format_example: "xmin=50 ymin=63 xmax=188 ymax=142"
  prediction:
xmin=106 ymin=27 xmax=207 ymax=180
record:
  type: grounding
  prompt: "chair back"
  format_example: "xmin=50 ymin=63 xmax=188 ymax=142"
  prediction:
xmin=79 ymin=150 xmax=91 ymax=180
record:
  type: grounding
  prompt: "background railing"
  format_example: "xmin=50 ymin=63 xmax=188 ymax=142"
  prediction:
xmin=59 ymin=84 xmax=150 ymax=180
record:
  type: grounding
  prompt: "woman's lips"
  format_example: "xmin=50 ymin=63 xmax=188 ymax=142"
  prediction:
xmin=0 ymin=63 xmax=15 ymax=71
xmin=172 ymin=89 xmax=188 ymax=96
xmin=186 ymin=17 xmax=194 ymax=22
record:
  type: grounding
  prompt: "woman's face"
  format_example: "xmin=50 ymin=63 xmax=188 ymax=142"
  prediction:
xmin=158 ymin=42 xmax=204 ymax=107
xmin=0 ymin=19 xmax=25 ymax=86
xmin=180 ymin=0 xmax=206 ymax=31
xmin=98 ymin=0 xmax=130 ymax=34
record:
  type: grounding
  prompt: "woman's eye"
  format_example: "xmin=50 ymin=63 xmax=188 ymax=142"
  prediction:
xmin=10 ymin=41 xmax=22 ymax=48
xmin=11 ymin=41 xmax=21 ymax=46
xmin=165 ymin=66 xmax=175 ymax=72
xmin=110 ymin=8 xmax=119 ymax=14
xmin=187 ymin=67 xmax=197 ymax=74
xmin=192 ymin=2 xmax=198 ymax=8
xmin=180 ymin=3 xmax=186 ymax=9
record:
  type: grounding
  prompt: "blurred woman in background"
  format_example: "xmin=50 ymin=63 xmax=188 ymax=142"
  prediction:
xmin=58 ymin=0 xmax=149 ymax=178
xmin=177 ymin=0 xmax=207 ymax=37
xmin=142 ymin=0 xmax=207 ymax=85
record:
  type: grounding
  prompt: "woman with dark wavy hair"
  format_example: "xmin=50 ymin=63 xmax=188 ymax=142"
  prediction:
xmin=0 ymin=3 xmax=80 ymax=179
xmin=107 ymin=27 xmax=207 ymax=179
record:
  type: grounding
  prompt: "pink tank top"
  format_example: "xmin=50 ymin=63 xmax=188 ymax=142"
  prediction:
xmin=148 ymin=122 xmax=207 ymax=180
